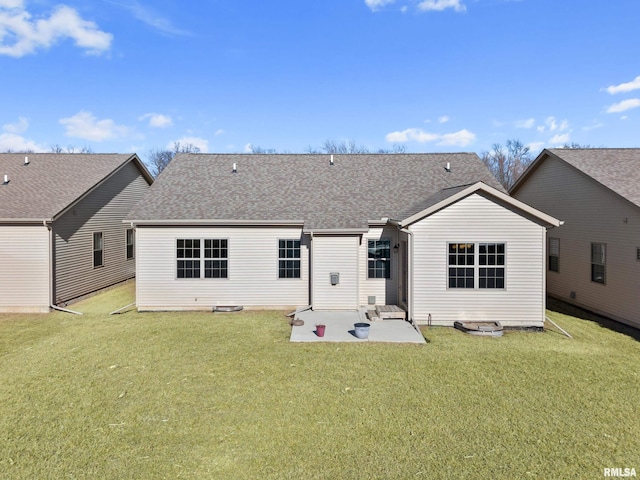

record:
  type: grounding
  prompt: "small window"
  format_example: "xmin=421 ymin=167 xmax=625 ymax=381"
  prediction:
xmin=368 ymin=239 xmax=390 ymax=279
xmin=279 ymin=239 xmax=301 ymax=278
xmin=591 ymin=243 xmax=606 ymax=284
xmin=93 ymin=232 xmax=103 ymax=268
xmin=448 ymin=243 xmax=474 ymax=288
xmin=204 ymin=239 xmax=228 ymax=278
xmin=177 ymin=239 xmax=201 ymax=278
xmin=126 ymin=229 xmax=134 ymax=260
xmin=549 ymin=238 xmax=559 ymax=272
xmin=637 ymin=247 xmax=640 ymax=261
xmin=478 ymin=243 xmax=505 ymax=289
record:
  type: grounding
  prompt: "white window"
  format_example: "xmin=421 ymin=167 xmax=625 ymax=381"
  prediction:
xmin=176 ymin=238 xmax=228 ymax=279
xmin=448 ymin=242 xmax=505 ymax=289
xmin=368 ymin=239 xmax=391 ymax=279
xmin=278 ymin=239 xmax=301 ymax=279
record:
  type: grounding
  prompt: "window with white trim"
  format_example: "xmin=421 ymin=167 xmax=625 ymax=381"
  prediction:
xmin=448 ymin=242 xmax=506 ymax=289
xmin=548 ymin=237 xmax=559 ymax=273
xmin=278 ymin=239 xmax=301 ymax=278
xmin=177 ymin=239 xmax=228 ymax=279
xmin=591 ymin=243 xmax=606 ymax=284
xmin=368 ymin=239 xmax=391 ymax=279
xmin=93 ymin=232 xmax=104 ymax=268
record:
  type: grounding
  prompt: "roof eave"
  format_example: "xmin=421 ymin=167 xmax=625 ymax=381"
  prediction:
xmin=128 ymin=219 xmax=305 ymax=227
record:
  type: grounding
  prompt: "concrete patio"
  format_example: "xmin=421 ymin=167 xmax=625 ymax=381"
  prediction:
xmin=290 ymin=309 xmax=426 ymax=344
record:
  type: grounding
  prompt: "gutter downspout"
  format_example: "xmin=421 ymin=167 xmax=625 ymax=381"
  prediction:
xmin=45 ymin=220 xmax=53 ymax=312
xmin=400 ymin=226 xmax=414 ymax=325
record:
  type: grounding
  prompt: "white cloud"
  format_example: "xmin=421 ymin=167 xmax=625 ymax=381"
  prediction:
xmin=549 ymin=133 xmax=570 ymax=145
xmin=515 ymin=118 xmax=535 ymax=129
xmin=214 ymin=129 xmax=226 ymax=137
xmin=606 ymin=98 xmax=640 ymax=114
xmin=418 ymin=0 xmax=466 ymax=12
xmin=537 ymin=116 xmax=569 ymax=133
xmin=244 ymin=143 xmax=253 ymax=153
xmin=0 ymin=2 xmax=112 ymax=57
xmin=365 ymin=0 xmax=396 ymax=11
xmin=169 ymin=136 xmax=209 ymax=153
xmin=139 ymin=113 xmax=173 ymax=128
xmin=526 ymin=141 xmax=545 ymax=154
xmin=2 ymin=116 xmax=28 ymax=134
xmin=438 ymin=115 xmax=450 ymax=124
xmin=606 ymin=75 xmax=640 ymax=95
xmin=59 ymin=111 xmax=128 ymax=141
xmin=385 ymin=127 xmax=475 ymax=146
xmin=0 ymin=132 xmax=43 ymax=151
xmin=582 ymin=121 xmax=604 ymax=132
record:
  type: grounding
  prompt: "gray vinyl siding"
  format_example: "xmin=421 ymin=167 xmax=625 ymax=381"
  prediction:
xmin=410 ymin=193 xmax=546 ymax=327
xmin=358 ymin=226 xmax=399 ymax=307
xmin=52 ymin=161 xmax=150 ymax=304
xmin=512 ymin=156 xmax=640 ymax=328
xmin=312 ymin=235 xmax=359 ymax=310
xmin=0 ymin=225 xmax=50 ymax=312
xmin=136 ymin=227 xmax=309 ymax=310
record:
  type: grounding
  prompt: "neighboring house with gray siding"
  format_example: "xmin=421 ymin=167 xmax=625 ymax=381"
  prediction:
xmin=0 ymin=153 xmax=153 ymax=313
xmin=128 ymin=153 xmax=560 ymax=328
xmin=510 ymin=148 xmax=640 ymax=329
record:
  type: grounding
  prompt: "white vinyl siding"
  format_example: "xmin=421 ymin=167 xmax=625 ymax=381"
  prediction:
xmin=0 ymin=225 xmax=50 ymax=312
xmin=312 ymin=235 xmax=359 ymax=310
xmin=410 ymin=193 xmax=546 ymax=327
xmin=358 ymin=226 xmax=399 ymax=307
xmin=512 ymin=155 xmax=640 ymax=328
xmin=136 ymin=227 xmax=309 ymax=309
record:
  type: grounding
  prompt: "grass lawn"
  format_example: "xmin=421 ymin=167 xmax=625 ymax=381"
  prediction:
xmin=1 ymin=283 xmax=639 ymax=479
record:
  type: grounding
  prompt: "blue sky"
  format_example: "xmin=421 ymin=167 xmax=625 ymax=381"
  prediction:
xmin=1 ymin=0 xmax=639 ymax=163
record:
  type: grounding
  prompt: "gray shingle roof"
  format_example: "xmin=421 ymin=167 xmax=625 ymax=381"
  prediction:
xmin=546 ymin=148 xmax=640 ymax=208
xmin=128 ymin=153 xmax=504 ymax=230
xmin=0 ymin=153 xmax=146 ymax=221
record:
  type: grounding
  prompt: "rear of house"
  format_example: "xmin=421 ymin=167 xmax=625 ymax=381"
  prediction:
xmin=0 ymin=153 xmax=152 ymax=313
xmin=128 ymin=153 xmax=560 ymax=327
xmin=511 ymin=148 xmax=640 ymax=328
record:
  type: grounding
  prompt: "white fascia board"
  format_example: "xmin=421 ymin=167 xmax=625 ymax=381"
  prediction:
xmin=400 ymin=181 xmax=562 ymax=228
xmin=128 ymin=219 xmax=305 ymax=227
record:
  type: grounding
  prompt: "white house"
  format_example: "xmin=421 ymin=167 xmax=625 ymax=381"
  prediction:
xmin=127 ymin=153 xmax=560 ymax=327
xmin=511 ymin=148 xmax=640 ymax=329
xmin=0 ymin=153 xmax=153 ymax=313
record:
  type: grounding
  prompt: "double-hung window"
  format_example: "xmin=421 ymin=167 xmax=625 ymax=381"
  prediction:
xmin=591 ymin=243 xmax=606 ymax=284
xmin=368 ymin=239 xmax=391 ymax=279
xmin=177 ymin=239 xmax=228 ymax=279
xmin=93 ymin=232 xmax=104 ymax=268
xmin=278 ymin=239 xmax=301 ymax=278
xmin=448 ymin=242 xmax=505 ymax=289
xmin=548 ymin=237 xmax=559 ymax=273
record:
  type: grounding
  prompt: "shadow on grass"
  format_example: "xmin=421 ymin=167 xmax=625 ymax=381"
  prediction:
xmin=547 ymin=296 xmax=640 ymax=342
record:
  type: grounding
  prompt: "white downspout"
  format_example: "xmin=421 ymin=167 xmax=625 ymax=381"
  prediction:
xmin=400 ymin=226 xmax=414 ymax=324
xmin=46 ymin=220 xmax=53 ymax=311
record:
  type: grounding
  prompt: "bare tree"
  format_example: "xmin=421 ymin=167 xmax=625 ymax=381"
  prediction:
xmin=306 ymin=139 xmax=406 ymax=155
xmin=562 ymin=142 xmax=593 ymax=149
xmin=481 ymin=139 xmax=532 ymax=190
xmin=248 ymin=145 xmax=277 ymax=154
xmin=50 ymin=144 xmax=94 ymax=153
xmin=146 ymin=141 xmax=201 ymax=177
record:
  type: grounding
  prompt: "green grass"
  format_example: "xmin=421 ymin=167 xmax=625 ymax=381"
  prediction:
xmin=1 ymin=283 xmax=639 ymax=479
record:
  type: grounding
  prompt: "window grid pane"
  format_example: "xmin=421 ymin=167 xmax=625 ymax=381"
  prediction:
xmin=205 ymin=239 xmax=228 ymax=278
xmin=177 ymin=239 xmax=201 ymax=278
xmin=278 ymin=239 xmax=301 ymax=278
xmin=368 ymin=240 xmax=390 ymax=279
xmin=126 ymin=229 xmax=134 ymax=260
xmin=448 ymin=243 xmax=474 ymax=288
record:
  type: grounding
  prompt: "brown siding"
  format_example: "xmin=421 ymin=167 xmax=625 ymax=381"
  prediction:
xmin=52 ymin=161 xmax=150 ymax=304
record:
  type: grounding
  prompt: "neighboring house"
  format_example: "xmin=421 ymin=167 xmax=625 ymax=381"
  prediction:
xmin=511 ymin=148 xmax=640 ymax=329
xmin=127 ymin=153 xmax=560 ymax=327
xmin=0 ymin=153 xmax=153 ymax=313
